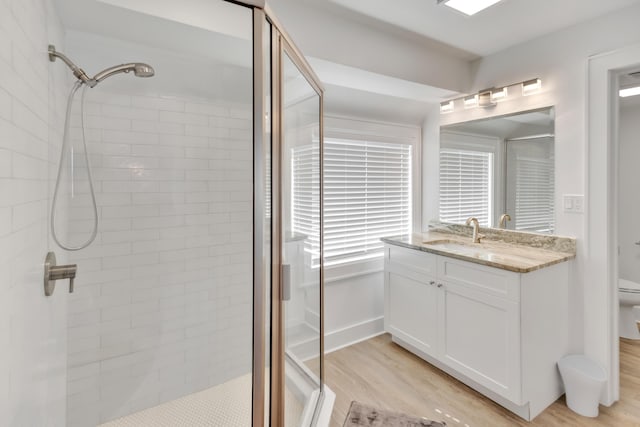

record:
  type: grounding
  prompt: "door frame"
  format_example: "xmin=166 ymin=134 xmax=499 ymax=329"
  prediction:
xmin=586 ymin=42 xmax=640 ymax=405
xmin=248 ymin=2 xmax=325 ymax=426
xmin=267 ymin=9 xmax=325 ymax=427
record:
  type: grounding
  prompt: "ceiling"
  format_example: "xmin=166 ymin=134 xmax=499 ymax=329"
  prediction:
xmin=318 ymin=0 xmax=640 ymax=56
xmin=54 ymin=0 xmax=458 ymax=123
xmin=53 ymin=0 xmax=640 ymax=124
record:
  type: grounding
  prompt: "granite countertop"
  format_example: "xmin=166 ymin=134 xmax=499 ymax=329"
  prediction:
xmin=382 ymin=224 xmax=577 ymax=273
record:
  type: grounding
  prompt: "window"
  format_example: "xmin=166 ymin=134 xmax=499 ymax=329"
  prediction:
xmin=507 ymin=138 xmax=555 ymax=233
xmin=513 ymin=157 xmax=554 ymax=232
xmin=439 ymin=148 xmax=494 ymax=227
xmin=291 ymin=143 xmax=321 ymax=265
xmin=292 ymin=136 xmax=413 ymax=267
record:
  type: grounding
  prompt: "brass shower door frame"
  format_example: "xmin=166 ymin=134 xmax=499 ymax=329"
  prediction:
xmin=245 ymin=2 xmax=325 ymax=426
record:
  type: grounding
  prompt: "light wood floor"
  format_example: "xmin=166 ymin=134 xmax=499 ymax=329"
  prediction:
xmin=323 ymin=334 xmax=640 ymax=427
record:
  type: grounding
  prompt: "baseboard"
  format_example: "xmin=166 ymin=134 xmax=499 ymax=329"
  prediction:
xmin=289 ymin=317 xmax=385 ymax=361
xmin=325 ymin=317 xmax=385 ymax=354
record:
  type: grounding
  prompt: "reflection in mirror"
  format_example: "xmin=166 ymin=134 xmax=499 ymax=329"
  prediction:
xmin=439 ymin=107 xmax=555 ymax=234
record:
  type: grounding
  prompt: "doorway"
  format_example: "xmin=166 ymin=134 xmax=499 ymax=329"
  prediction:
xmin=586 ymin=43 xmax=640 ymax=406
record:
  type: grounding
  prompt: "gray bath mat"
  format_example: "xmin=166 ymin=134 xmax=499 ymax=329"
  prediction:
xmin=343 ymin=401 xmax=446 ymax=427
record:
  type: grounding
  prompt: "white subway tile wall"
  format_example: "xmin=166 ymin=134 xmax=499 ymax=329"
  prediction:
xmin=0 ymin=0 xmax=69 ymax=425
xmin=65 ymin=89 xmax=253 ymax=426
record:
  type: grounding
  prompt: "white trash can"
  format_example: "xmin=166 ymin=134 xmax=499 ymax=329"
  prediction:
xmin=558 ymin=355 xmax=606 ymax=417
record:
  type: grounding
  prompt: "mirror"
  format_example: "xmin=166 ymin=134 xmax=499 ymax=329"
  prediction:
xmin=439 ymin=107 xmax=555 ymax=234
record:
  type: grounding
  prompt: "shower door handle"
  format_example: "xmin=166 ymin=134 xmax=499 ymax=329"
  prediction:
xmin=282 ymin=264 xmax=291 ymax=301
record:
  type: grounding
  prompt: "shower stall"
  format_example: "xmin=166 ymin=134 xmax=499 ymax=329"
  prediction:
xmin=46 ymin=0 xmax=325 ymax=425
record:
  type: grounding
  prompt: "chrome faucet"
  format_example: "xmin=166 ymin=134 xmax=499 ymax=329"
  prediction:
xmin=465 ymin=217 xmax=482 ymax=243
xmin=499 ymin=213 xmax=511 ymax=229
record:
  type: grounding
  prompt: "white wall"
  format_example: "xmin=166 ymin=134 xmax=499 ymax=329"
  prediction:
xmin=422 ymin=2 xmax=640 ymax=360
xmin=65 ymin=30 xmax=252 ymax=105
xmin=618 ymin=104 xmax=640 ymax=284
xmin=63 ymin=88 xmax=253 ymax=426
xmin=0 ymin=0 xmax=69 ymax=425
xmin=324 ymin=270 xmax=385 ymax=353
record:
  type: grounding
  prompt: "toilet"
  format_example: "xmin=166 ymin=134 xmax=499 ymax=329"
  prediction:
xmin=618 ymin=278 xmax=640 ymax=339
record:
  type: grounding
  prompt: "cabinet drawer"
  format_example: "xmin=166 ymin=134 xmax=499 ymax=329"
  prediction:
xmin=437 ymin=256 xmax=520 ymax=301
xmin=385 ymin=244 xmax=437 ymax=277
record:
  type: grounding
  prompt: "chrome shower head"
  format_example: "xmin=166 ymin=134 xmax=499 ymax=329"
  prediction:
xmin=92 ymin=63 xmax=155 ymax=85
xmin=133 ymin=63 xmax=155 ymax=78
xmin=48 ymin=44 xmax=154 ymax=88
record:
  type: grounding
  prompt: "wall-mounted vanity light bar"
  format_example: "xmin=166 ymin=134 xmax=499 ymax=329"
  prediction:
xmin=490 ymin=86 xmax=508 ymax=101
xmin=440 ymin=78 xmax=542 ymax=114
xmin=464 ymin=94 xmax=478 ymax=108
xmin=522 ymin=78 xmax=542 ymax=96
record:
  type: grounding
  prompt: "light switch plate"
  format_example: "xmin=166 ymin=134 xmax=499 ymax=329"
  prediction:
xmin=563 ymin=194 xmax=584 ymax=213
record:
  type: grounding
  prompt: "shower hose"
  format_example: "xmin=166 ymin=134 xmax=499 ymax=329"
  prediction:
xmin=51 ymin=81 xmax=99 ymax=251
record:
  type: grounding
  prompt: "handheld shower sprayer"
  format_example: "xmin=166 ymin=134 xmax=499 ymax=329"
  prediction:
xmin=48 ymin=45 xmax=155 ymax=88
xmin=48 ymin=44 xmax=155 ymax=251
xmin=93 ymin=63 xmax=155 ymax=83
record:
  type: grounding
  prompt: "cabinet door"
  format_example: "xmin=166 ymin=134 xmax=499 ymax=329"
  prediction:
xmin=386 ymin=271 xmax=438 ymax=357
xmin=438 ymin=281 xmax=522 ymax=403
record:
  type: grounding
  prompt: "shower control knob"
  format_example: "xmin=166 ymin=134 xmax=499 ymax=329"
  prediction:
xmin=44 ymin=252 xmax=77 ymax=296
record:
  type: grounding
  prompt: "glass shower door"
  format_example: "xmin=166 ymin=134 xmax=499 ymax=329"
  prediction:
xmin=277 ymin=39 xmax=324 ymax=426
xmin=51 ymin=1 xmax=262 ymax=425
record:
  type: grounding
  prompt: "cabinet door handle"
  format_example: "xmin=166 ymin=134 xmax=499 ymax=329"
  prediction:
xmin=437 ymin=283 xmax=444 ymax=288
xmin=429 ymin=281 xmax=435 ymax=286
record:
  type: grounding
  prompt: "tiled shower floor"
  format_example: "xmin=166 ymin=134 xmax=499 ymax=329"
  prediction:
xmin=100 ymin=375 xmax=252 ymax=427
xmin=100 ymin=374 xmax=303 ymax=426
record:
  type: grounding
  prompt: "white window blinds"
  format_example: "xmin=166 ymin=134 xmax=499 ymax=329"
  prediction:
xmin=292 ymin=138 xmax=412 ymax=267
xmin=512 ymin=149 xmax=555 ymax=233
xmin=439 ymin=149 xmax=493 ymax=227
xmin=505 ymin=138 xmax=555 ymax=233
xmin=292 ymin=144 xmax=321 ymax=266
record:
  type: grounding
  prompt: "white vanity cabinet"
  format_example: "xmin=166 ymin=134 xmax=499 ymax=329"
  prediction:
xmin=437 ymin=258 xmax=522 ymax=404
xmin=385 ymin=248 xmax=438 ymax=358
xmin=383 ymin=243 xmax=570 ymax=421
